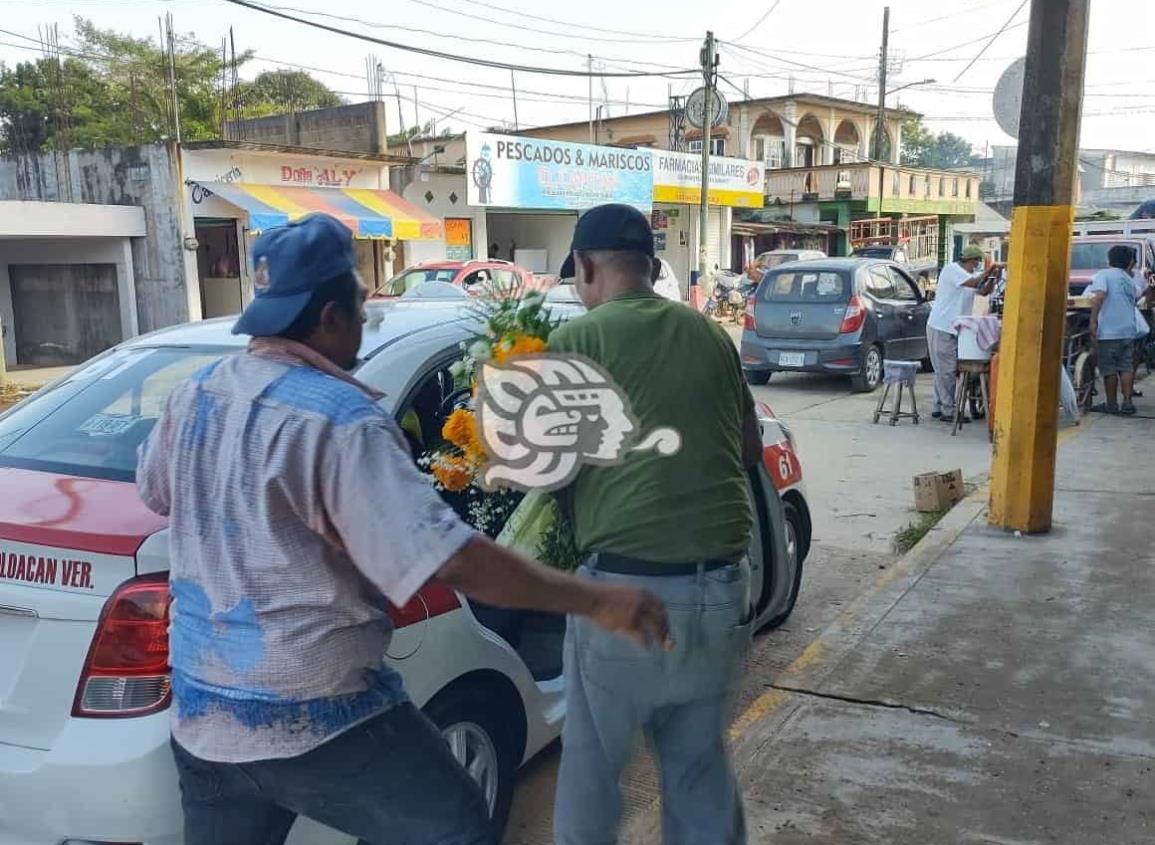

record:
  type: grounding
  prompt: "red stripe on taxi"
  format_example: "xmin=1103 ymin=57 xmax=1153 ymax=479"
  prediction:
xmin=0 ymin=468 xmax=166 ymax=556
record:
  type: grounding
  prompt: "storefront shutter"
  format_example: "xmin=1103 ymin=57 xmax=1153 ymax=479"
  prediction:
xmin=707 ymin=207 xmax=724 ymax=272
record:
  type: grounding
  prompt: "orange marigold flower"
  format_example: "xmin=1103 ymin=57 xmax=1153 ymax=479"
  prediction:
xmin=442 ymin=408 xmax=477 ymax=450
xmin=493 ymin=334 xmax=548 ymax=364
xmin=432 ymin=455 xmax=472 ymax=492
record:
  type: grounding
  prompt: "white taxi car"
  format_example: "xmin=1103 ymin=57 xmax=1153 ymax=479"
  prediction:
xmin=0 ymin=295 xmax=809 ymax=844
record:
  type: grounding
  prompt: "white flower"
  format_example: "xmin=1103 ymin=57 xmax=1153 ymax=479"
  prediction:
xmin=468 ymin=340 xmax=491 ymax=362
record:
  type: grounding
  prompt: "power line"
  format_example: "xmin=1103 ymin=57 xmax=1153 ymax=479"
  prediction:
xmin=219 ymin=0 xmax=699 ymax=77
xmin=952 ymin=0 xmax=1028 ymax=83
xmin=906 ymin=21 xmax=1029 ymax=63
xmin=731 ymin=0 xmax=781 ymax=44
xmin=260 ymin=0 xmax=690 ymax=46
xmin=892 ymin=0 xmax=1013 ymax=33
xmin=422 ymin=0 xmax=696 ymax=43
xmin=722 ymin=42 xmax=878 ymax=81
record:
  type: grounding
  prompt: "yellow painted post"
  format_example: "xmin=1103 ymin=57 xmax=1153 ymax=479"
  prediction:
xmin=989 ymin=0 xmax=1089 ymax=533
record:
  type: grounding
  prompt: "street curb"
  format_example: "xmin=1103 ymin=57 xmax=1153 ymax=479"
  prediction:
xmin=729 ymin=411 xmax=1096 ymax=734
xmin=727 ymin=483 xmax=989 ymax=741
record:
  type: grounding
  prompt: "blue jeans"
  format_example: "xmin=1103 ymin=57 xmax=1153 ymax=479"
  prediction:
xmin=172 ymin=703 xmax=493 ymax=845
xmin=554 ymin=558 xmax=753 ymax=845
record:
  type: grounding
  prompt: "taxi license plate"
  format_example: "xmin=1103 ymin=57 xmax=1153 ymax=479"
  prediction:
xmin=778 ymin=352 xmax=805 ymax=367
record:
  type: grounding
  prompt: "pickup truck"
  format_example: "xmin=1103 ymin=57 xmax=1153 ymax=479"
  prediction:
xmin=849 ymin=215 xmax=941 ymax=283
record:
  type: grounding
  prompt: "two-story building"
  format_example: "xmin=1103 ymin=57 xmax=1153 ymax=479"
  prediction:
xmin=521 ymin=93 xmax=978 ymax=269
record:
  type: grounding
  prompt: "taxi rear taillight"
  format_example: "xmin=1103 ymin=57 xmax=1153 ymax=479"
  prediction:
xmin=73 ymin=574 xmax=171 ymax=718
xmin=744 ymin=295 xmax=757 ymax=330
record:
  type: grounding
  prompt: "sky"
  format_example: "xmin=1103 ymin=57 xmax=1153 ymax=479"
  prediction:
xmin=0 ymin=0 xmax=1152 ymax=156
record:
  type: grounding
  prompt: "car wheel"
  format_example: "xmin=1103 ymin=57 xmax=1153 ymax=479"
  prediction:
xmin=851 ymin=344 xmax=883 ymax=393
xmin=762 ymin=499 xmax=807 ymax=630
xmin=426 ymin=685 xmax=518 ymax=836
xmin=745 ymin=370 xmax=772 ymax=386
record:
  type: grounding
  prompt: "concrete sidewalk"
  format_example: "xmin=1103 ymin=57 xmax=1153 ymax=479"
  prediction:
xmin=627 ymin=413 xmax=1155 ymax=844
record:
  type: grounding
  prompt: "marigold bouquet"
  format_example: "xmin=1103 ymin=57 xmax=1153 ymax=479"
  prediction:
xmin=424 ymin=289 xmax=581 ymax=571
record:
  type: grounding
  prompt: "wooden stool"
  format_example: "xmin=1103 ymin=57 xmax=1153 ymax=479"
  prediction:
xmin=873 ymin=360 xmax=921 ymax=426
xmin=953 ymin=360 xmax=992 ymax=440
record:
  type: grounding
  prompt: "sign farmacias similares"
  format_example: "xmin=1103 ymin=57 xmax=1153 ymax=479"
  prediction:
xmin=467 ymin=132 xmax=653 ymax=212
xmin=652 ymin=151 xmax=765 ymax=207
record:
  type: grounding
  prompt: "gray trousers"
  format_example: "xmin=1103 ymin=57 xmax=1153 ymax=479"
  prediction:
xmin=927 ymin=327 xmax=959 ymax=414
xmin=554 ymin=558 xmax=752 ymax=845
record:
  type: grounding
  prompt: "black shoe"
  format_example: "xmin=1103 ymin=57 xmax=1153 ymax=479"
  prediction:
xmin=1092 ymin=402 xmax=1120 ymax=415
xmin=1121 ymin=403 xmax=1137 ymax=416
xmin=931 ymin=410 xmax=943 ymax=419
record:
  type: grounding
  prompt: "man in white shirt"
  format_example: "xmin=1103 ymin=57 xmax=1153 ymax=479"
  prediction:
xmin=926 ymin=245 xmax=1002 ymax=422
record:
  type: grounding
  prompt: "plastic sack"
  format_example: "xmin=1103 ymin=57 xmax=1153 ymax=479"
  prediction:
xmin=495 ymin=489 xmax=556 ymax=562
xmin=1135 ymin=308 xmax=1150 ymax=339
xmin=1059 ymin=364 xmax=1079 ymax=420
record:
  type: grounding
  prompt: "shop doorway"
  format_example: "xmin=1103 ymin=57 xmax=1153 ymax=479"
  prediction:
xmin=195 ymin=219 xmax=244 ymax=319
xmin=9 ymin=263 xmax=121 ymax=366
xmin=485 ymin=212 xmax=577 ymax=276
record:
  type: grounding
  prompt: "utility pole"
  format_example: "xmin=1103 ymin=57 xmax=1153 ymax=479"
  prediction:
xmin=510 ymin=69 xmax=520 ymax=131
xmin=588 ymin=54 xmax=594 ymax=143
xmin=698 ymin=31 xmax=717 ymax=286
xmin=165 ymin=14 xmax=181 ymax=144
xmin=874 ymin=5 xmax=889 ymax=219
xmin=989 ymin=0 xmax=1089 ymax=533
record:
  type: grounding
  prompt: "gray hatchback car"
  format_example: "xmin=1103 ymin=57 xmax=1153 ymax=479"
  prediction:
xmin=741 ymin=258 xmax=932 ymax=392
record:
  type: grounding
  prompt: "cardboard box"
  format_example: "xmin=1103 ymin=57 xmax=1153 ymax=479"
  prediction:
xmin=913 ymin=469 xmax=965 ymax=512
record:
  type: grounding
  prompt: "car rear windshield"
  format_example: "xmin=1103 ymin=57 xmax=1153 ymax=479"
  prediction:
xmin=1069 ymin=241 xmax=1138 ymax=271
xmin=762 ymin=270 xmax=851 ymax=302
xmin=0 ymin=347 xmax=230 ymax=483
xmin=383 ymin=267 xmax=458 ymax=296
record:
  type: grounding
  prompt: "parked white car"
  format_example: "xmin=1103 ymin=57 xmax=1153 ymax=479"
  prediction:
xmin=0 ymin=296 xmax=809 ymax=844
xmin=654 ymin=258 xmax=683 ymax=301
xmin=755 ymin=248 xmax=828 ymax=271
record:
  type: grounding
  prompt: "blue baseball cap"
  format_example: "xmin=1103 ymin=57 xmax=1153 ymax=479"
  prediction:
xmin=559 ymin=204 xmax=655 ymax=279
xmin=232 ymin=213 xmax=357 ymax=337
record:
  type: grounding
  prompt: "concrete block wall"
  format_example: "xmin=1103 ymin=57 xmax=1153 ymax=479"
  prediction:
xmin=0 ymin=143 xmax=190 ymax=334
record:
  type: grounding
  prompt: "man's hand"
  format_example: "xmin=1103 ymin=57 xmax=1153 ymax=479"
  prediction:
xmin=438 ymin=536 xmax=670 ymax=648
xmin=588 ymin=584 xmax=671 ymax=650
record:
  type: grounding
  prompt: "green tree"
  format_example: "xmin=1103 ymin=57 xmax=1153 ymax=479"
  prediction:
xmin=899 ymin=116 xmax=974 ymax=169
xmin=236 ymin=70 xmax=343 ymax=117
xmin=0 ymin=17 xmax=341 ymax=153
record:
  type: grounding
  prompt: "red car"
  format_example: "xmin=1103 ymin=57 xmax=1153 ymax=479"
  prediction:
xmin=375 ymin=259 xmax=556 ymax=298
xmin=1068 ymin=235 xmax=1155 ymax=297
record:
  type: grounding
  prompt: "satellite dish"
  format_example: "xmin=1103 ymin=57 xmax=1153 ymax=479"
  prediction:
xmin=993 ymin=57 xmax=1026 ymax=139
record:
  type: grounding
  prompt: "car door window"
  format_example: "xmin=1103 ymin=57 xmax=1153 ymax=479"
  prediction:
xmin=461 ymin=270 xmax=489 ymax=290
xmin=885 ymin=267 xmax=919 ymax=302
xmin=866 ymin=267 xmax=896 ymax=300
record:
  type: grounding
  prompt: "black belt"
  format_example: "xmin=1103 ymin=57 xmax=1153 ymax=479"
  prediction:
xmin=590 ymin=552 xmax=736 ymax=578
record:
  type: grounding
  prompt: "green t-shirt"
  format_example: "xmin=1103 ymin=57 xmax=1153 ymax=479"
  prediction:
xmin=549 ymin=291 xmax=755 ymax=563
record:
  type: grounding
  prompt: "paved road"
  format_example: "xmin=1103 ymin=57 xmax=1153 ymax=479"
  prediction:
xmin=503 ymin=368 xmax=996 ymax=844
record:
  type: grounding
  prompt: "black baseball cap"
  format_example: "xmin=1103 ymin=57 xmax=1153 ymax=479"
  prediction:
xmin=560 ymin=203 xmax=654 ymax=279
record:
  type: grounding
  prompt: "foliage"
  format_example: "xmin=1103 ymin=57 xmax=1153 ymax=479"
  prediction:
xmin=899 ymin=116 xmax=974 ymax=170
xmin=894 ymin=507 xmax=948 ymax=554
xmin=386 ymin=119 xmax=456 ymax=149
xmin=235 ymin=70 xmax=342 ymax=118
xmin=0 ymin=16 xmax=341 ymax=153
xmin=426 ymin=289 xmax=579 ymax=571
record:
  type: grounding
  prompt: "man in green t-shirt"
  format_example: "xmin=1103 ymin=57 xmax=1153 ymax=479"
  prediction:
xmin=550 ymin=204 xmax=762 ymax=845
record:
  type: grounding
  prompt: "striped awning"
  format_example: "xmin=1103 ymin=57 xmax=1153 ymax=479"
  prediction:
xmin=196 ymin=182 xmax=443 ymax=241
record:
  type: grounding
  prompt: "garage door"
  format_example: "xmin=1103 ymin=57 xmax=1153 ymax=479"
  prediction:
xmin=9 ymin=264 xmax=122 ymax=366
